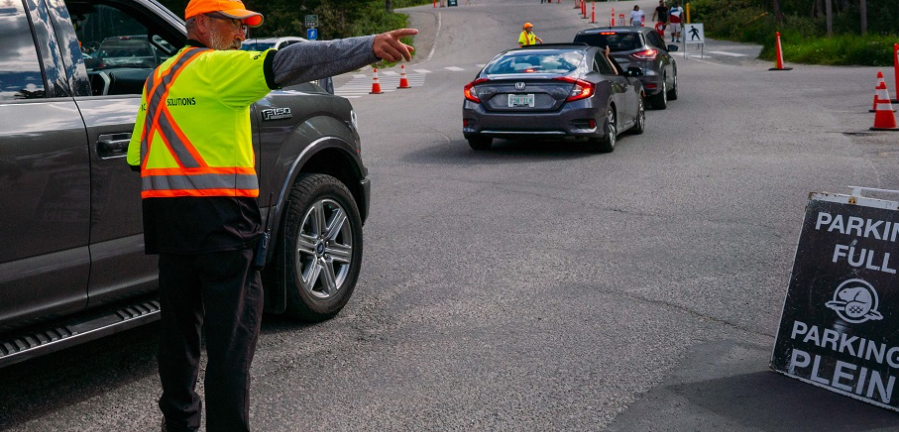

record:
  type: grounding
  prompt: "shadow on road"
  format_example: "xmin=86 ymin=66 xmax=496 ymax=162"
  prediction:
xmin=0 ymin=323 xmax=160 ymax=429
xmin=401 ymin=137 xmax=617 ymax=166
xmin=0 ymin=316 xmax=314 ymax=429
xmin=608 ymin=340 xmax=899 ymax=432
xmin=671 ymin=371 xmax=898 ymax=431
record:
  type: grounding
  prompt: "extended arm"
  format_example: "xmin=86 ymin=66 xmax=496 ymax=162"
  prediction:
xmin=272 ymin=29 xmax=416 ymax=87
xmin=272 ymin=36 xmax=378 ymax=87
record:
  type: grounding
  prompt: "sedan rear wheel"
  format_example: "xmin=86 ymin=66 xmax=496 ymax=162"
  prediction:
xmin=632 ymin=98 xmax=645 ymax=135
xmin=283 ymin=173 xmax=363 ymax=322
xmin=592 ymin=107 xmax=616 ymax=153
xmin=651 ymin=80 xmax=668 ymax=110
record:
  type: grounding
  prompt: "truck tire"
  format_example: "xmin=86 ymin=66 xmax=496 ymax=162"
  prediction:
xmin=282 ymin=173 xmax=363 ymax=322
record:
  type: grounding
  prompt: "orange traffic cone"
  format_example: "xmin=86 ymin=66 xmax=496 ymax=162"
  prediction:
xmin=370 ymin=69 xmax=383 ymax=94
xmin=769 ymin=32 xmax=793 ymax=71
xmin=398 ymin=64 xmax=411 ymax=89
xmin=871 ymin=77 xmax=899 ymax=131
xmin=870 ymin=72 xmax=896 ymax=113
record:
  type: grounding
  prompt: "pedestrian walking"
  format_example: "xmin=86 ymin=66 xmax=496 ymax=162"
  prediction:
xmin=125 ymin=1 xmax=416 ymax=431
xmin=668 ymin=1 xmax=684 ymax=42
xmin=518 ymin=22 xmax=543 ymax=48
xmin=629 ymin=5 xmax=645 ymax=26
xmin=651 ymin=0 xmax=669 ymax=29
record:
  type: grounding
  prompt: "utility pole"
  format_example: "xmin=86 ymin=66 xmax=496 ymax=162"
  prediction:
xmin=859 ymin=0 xmax=867 ymax=34
xmin=825 ymin=0 xmax=833 ymax=36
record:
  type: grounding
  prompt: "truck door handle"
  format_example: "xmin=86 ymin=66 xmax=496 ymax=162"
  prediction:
xmin=97 ymin=133 xmax=131 ymax=159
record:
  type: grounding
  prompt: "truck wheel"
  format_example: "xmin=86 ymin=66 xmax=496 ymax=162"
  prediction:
xmin=282 ymin=173 xmax=363 ymax=322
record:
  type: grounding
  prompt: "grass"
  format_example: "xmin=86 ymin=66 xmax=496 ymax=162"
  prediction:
xmin=689 ymin=0 xmax=899 ymax=66
xmin=761 ymin=33 xmax=897 ymax=66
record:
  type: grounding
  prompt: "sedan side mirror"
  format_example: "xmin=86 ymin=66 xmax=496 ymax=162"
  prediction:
xmin=667 ymin=44 xmax=679 ymax=52
xmin=626 ymin=67 xmax=644 ymax=77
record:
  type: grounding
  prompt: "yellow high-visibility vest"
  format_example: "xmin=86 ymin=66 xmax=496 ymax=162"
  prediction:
xmin=126 ymin=46 xmax=274 ymax=198
xmin=519 ymin=31 xmax=537 ymax=46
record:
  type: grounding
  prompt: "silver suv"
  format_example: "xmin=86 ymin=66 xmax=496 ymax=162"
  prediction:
xmin=0 ymin=0 xmax=369 ymax=367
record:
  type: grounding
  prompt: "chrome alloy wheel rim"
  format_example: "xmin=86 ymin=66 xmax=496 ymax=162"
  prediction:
xmin=607 ymin=109 xmax=616 ymax=147
xmin=662 ymin=81 xmax=667 ymax=104
xmin=638 ymin=99 xmax=645 ymax=128
xmin=295 ymin=199 xmax=353 ymax=299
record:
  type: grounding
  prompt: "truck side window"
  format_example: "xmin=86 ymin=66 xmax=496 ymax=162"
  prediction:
xmin=67 ymin=2 xmax=176 ymax=96
xmin=0 ymin=0 xmax=46 ymax=101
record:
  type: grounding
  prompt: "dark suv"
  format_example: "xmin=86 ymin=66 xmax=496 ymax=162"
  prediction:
xmin=574 ymin=27 xmax=679 ymax=109
xmin=0 ymin=0 xmax=369 ymax=367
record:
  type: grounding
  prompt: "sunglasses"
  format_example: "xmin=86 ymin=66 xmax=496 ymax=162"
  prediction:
xmin=205 ymin=12 xmax=249 ymax=36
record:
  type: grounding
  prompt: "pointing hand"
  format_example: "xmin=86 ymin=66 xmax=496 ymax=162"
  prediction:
xmin=373 ymin=28 xmax=418 ymax=62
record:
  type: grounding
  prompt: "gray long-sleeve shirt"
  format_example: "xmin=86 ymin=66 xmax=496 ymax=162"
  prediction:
xmin=271 ymin=35 xmax=379 ymax=87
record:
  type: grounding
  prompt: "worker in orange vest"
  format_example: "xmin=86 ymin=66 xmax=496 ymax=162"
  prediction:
xmin=518 ymin=23 xmax=543 ymax=48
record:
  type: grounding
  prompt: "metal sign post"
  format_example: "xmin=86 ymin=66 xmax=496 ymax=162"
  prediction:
xmin=771 ymin=186 xmax=899 ymax=412
xmin=305 ymin=14 xmax=318 ymax=41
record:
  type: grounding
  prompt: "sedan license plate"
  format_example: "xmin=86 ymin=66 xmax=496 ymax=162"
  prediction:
xmin=508 ymin=94 xmax=535 ymax=108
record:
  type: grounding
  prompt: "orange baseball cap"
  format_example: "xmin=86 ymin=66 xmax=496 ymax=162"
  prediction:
xmin=185 ymin=0 xmax=264 ymax=28
xmin=523 ymin=22 xmax=533 ymax=29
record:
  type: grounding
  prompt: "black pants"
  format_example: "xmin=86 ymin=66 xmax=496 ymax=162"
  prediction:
xmin=157 ymin=249 xmax=263 ymax=432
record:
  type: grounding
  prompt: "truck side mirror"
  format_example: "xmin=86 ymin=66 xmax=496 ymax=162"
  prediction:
xmin=316 ymin=77 xmax=334 ymax=95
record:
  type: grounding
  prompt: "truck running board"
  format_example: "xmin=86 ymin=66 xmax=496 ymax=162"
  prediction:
xmin=0 ymin=298 xmax=161 ymax=368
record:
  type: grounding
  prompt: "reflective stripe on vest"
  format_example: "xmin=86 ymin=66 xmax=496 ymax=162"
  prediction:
xmin=139 ymin=47 xmax=260 ymax=199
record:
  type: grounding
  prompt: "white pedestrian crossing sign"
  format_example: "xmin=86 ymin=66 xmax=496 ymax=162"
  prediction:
xmin=685 ymin=23 xmax=704 ymax=44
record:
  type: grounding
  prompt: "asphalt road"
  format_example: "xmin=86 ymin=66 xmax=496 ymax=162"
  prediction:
xmin=4 ymin=0 xmax=899 ymax=431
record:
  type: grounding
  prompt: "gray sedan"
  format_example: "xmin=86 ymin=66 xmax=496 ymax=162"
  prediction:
xmin=462 ymin=44 xmax=645 ymax=152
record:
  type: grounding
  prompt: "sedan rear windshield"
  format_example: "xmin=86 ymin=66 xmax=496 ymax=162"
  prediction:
xmin=574 ymin=32 xmax=643 ymax=52
xmin=485 ymin=50 xmax=583 ymax=75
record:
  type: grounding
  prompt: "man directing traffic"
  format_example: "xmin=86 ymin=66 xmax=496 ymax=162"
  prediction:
xmin=125 ymin=0 xmax=416 ymax=431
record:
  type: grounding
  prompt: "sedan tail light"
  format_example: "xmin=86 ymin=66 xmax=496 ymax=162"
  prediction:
xmin=632 ymin=49 xmax=658 ymax=60
xmin=554 ymin=76 xmax=595 ymax=102
xmin=464 ymin=78 xmax=489 ymax=103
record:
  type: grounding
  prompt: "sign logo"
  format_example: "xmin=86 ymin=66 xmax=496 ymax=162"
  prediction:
xmin=515 ymin=82 xmax=526 ymax=91
xmin=825 ymin=278 xmax=884 ymax=324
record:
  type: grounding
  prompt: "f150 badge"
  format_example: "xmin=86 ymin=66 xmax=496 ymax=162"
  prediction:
xmin=261 ymin=107 xmax=292 ymax=121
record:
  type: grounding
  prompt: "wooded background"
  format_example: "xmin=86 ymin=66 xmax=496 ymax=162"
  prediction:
xmin=156 ymin=0 xmax=416 ymax=39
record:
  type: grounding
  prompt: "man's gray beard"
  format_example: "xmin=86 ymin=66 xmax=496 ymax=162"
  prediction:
xmin=209 ymin=26 xmax=240 ymax=50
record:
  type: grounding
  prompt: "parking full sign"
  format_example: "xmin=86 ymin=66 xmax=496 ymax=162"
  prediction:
xmin=771 ymin=191 xmax=899 ymax=412
xmin=306 ymin=28 xmax=318 ymax=41
xmin=304 ymin=14 xmax=318 ymax=27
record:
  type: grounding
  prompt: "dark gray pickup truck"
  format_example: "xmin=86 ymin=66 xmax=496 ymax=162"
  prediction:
xmin=0 ymin=0 xmax=369 ymax=367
